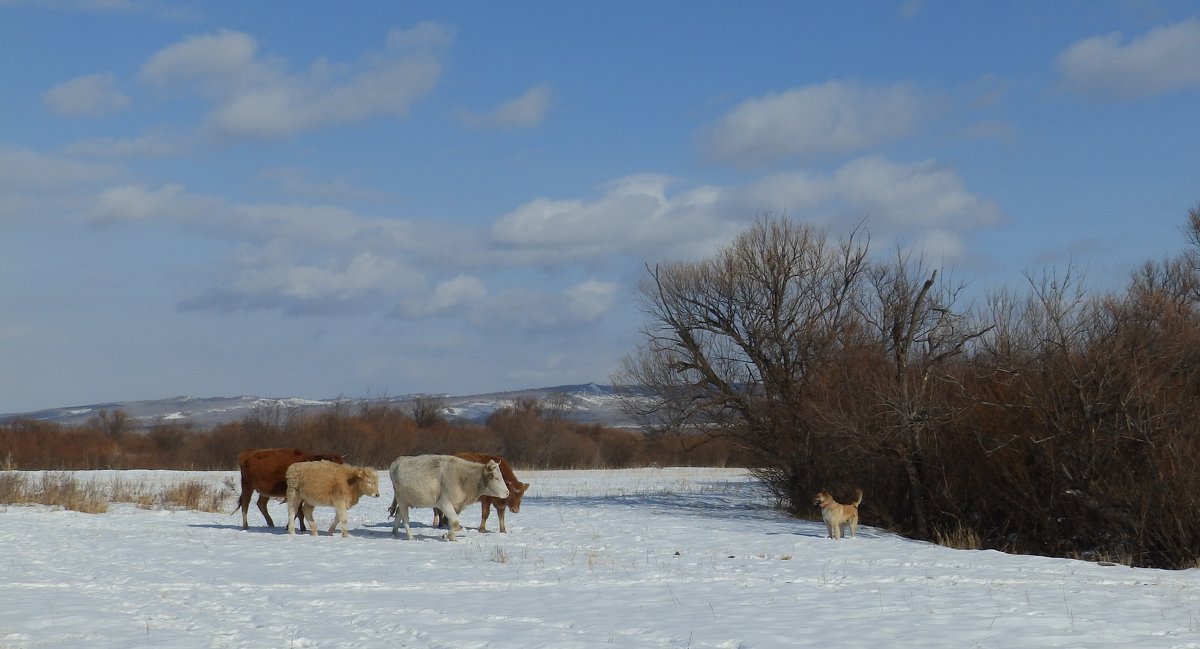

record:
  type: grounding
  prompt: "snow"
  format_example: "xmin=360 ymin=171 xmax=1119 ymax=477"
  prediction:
xmin=3 ymin=468 xmax=1200 ymax=648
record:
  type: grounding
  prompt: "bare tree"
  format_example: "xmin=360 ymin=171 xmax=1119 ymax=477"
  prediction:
xmin=409 ymin=396 xmax=447 ymax=429
xmin=91 ymin=408 xmax=130 ymax=440
xmin=615 ymin=216 xmax=869 ymax=508
xmin=856 ymin=248 xmax=992 ymax=538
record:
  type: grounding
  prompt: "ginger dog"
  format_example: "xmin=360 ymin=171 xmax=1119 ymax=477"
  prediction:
xmin=813 ymin=489 xmax=862 ymax=539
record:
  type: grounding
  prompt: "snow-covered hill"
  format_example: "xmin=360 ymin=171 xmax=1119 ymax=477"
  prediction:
xmin=0 ymin=384 xmax=641 ymax=430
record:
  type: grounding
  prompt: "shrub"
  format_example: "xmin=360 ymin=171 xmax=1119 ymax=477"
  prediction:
xmin=0 ymin=472 xmax=108 ymax=513
xmin=159 ymin=479 xmax=229 ymax=512
xmin=1 ymin=472 xmax=232 ymax=514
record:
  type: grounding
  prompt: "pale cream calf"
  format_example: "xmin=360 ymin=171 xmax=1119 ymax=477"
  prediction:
xmin=286 ymin=460 xmax=380 ymax=538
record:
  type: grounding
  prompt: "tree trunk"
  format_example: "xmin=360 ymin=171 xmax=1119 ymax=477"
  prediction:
xmin=903 ymin=446 xmax=929 ymax=539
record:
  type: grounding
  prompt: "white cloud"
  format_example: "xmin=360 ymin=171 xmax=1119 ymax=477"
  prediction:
xmin=140 ymin=29 xmax=263 ymax=89
xmin=0 ymin=147 xmax=124 ymax=223
xmin=43 ymin=73 xmax=130 ymax=116
xmin=491 ymin=174 xmax=733 ymax=264
xmin=492 ymin=155 xmax=1000 ymax=267
xmin=430 ymin=274 xmax=488 ymax=311
xmin=700 ymin=80 xmax=935 ymax=166
xmin=565 ymin=279 xmax=618 ymax=322
xmin=79 ymin=180 xmax=442 ymax=263
xmin=831 ymin=156 xmax=1003 ymax=229
xmin=386 ymin=21 xmax=455 ymax=50
xmin=52 ymin=152 xmax=997 ymax=318
xmin=458 ymin=83 xmax=553 ymax=129
xmin=138 ymin=25 xmax=449 ymax=137
xmin=239 ymin=251 xmax=415 ymax=302
xmin=1056 ymin=18 xmax=1200 ymax=98
xmin=474 ymin=280 xmax=619 ymax=331
xmin=204 ymin=252 xmax=421 ymax=315
xmin=73 ymin=180 xmax=456 ymax=315
xmin=398 ymin=274 xmax=489 ymax=318
xmin=736 ymin=156 xmax=1004 ymax=259
xmin=91 ymin=183 xmax=184 ymax=222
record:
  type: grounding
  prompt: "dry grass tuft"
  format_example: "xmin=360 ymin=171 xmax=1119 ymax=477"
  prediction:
xmin=933 ymin=524 xmax=983 ymax=551
xmin=0 ymin=471 xmax=27 ymax=504
xmin=108 ymin=476 xmax=157 ymax=508
xmin=159 ymin=480 xmax=229 ymax=512
xmin=0 ymin=472 xmax=230 ymax=513
xmin=0 ymin=472 xmax=108 ymax=513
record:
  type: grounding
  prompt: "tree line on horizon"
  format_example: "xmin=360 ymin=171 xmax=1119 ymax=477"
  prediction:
xmin=0 ymin=395 xmax=753 ymax=473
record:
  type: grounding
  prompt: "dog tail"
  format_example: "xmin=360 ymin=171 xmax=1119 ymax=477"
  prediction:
xmin=853 ymin=489 xmax=863 ymax=506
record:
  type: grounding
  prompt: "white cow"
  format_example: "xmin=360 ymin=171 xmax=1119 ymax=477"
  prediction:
xmin=389 ymin=454 xmax=510 ymax=540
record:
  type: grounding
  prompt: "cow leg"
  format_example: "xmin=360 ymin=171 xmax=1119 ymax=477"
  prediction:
xmin=439 ymin=502 xmax=461 ymax=541
xmin=255 ymin=493 xmax=275 ymax=528
xmin=325 ymin=502 xmax=349 ymax=537
xmin=496 ymin=503 xmax=507 ymax=534
xmin=293 ymin=499 xmax=309 ymax=532
xmin=304 ymin=503 xmax=318 ymax=536
xmin=238 ymin=482 xmax=253 ymax=530
xmin=392 ymin=503 xmax=414 ymax=540
xmin=286 ymin=493 xmax=299 ymax=535
xmin=329 ymin=503 xmax=348 ymax=538
xmin=478 ymin=500 xmax=491 ymax=533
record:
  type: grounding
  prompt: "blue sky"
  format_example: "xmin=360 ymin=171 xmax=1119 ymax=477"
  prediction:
xmin=2 ymin=1 xmax=1199 ymax=413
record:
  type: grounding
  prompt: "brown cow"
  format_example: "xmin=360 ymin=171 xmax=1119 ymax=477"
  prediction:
xmin=234 ymin=447 xmax=344 ymax=531
xmin=430 ymin=452 xmax=529 ymax=533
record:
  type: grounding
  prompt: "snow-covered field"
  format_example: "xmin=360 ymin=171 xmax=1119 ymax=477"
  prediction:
xmin=3 ymin=468 xmax=1200 ymax=648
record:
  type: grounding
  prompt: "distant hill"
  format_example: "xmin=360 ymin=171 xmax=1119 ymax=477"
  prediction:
xmin=0 ymin=384 xmax=644 ymax=431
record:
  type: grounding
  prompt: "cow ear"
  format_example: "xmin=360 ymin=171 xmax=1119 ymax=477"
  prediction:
xmin=347 ymin=474 xmax=360 ymax=486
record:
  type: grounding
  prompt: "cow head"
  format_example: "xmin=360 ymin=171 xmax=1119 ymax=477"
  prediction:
xmin=483 ymin=460 xmax=510 ymax=499
xmin=506 ymin=480 xmax=530 ymax=512
xmin=349 ymin=468 xmax=381 ymax=497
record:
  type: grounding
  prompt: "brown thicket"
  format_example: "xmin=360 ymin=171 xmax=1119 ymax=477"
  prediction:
xmin=616 ymin=209 xmax=1200 ymax=568
xmin=0 ymin=396 xmax=750 ymax=475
